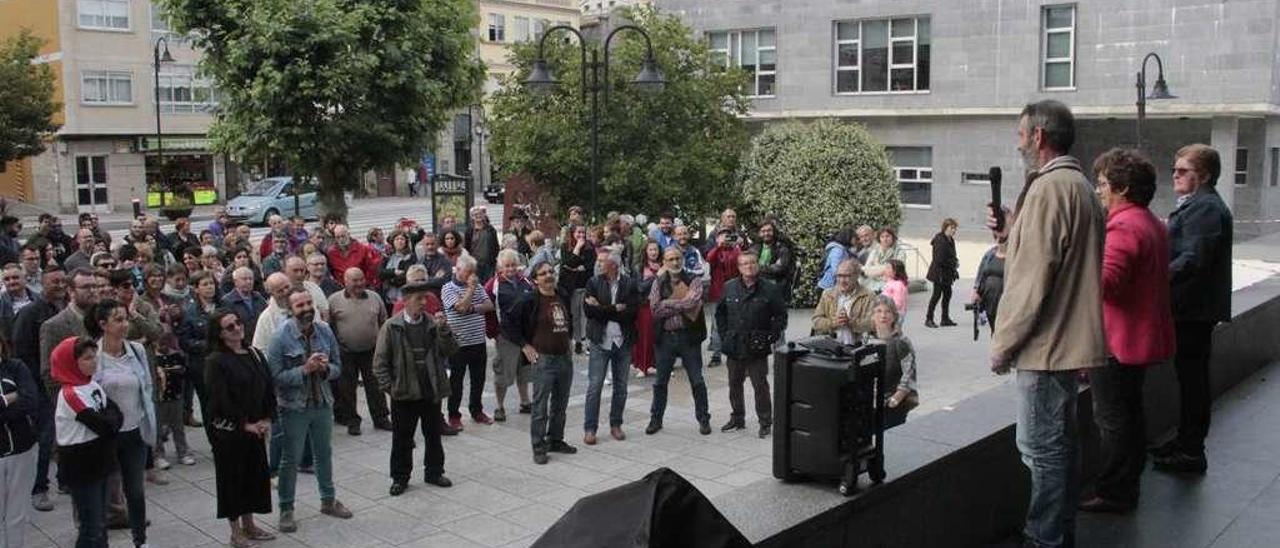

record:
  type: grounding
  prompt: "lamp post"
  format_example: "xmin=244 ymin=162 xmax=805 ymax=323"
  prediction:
xmin=153 ymin=36 xmax=176 ymax=207
xmin=524 ymin=24 xmax=665 ymax=220
xmin=1135 ymin=52 xmax=1176 ymax=149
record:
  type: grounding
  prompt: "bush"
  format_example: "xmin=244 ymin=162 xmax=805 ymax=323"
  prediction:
xmin=739 ymin=119 xmax=901 ymax=307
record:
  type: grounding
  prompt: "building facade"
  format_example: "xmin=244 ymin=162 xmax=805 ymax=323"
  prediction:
xmin=657 ymin=0 xmax=1280 ymax=236
xmin=0 ymin=0 xmax=236 ymax=214
xmin=579 ymin=0 xmax=649 ymax=19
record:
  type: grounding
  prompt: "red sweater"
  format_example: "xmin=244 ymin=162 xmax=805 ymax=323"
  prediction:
xmin=1102 ymin=202 xmax=1175 ymax=366
xmin=705 ymin=245 xmax=741 ymax=303
xmin=327 ymin=241 xmax=382 ymax=289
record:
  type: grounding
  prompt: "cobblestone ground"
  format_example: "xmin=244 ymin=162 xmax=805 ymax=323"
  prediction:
xmin=23 ymin=288 xmax=1004 ymax=548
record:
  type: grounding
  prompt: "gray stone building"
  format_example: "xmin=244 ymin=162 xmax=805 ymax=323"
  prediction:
xmin=657 ymin=0 xmax=1280 ymax=236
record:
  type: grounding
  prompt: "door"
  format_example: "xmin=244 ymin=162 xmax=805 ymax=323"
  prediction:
xmin=75 ymin=156 xmax=110 ymax=213
xmin=376 ymin=168 xmax=396 ymax=197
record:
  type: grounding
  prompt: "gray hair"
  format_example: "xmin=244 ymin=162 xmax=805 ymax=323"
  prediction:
xmin=598 ymin=250 xmax=622 ymax=268
xmin=634 ymin=213 xmax=647 ymax=226
xmin=233 ymin=266 xmax=255 ymax=280
xmin=838 ymin=257 xmax=864 ymax=278
xmin=1020 ymin=100 xmax=1076 ymax=154
xmin=497 ymin=248 xmax=522 ymax=267
xmin=404 ymin=263 xmax=428 ymax=282
xmin=306 ymin=252 xmax=327 ymax=265
xmin=455 ymin=254 xmax=477 ymax=274
xmin=873 ymin=294 xmax=900 ymax=327
xmin=201 ymin=245 xmax=220 ymax=259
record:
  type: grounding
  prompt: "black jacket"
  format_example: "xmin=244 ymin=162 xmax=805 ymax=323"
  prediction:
xmin=501 ymin=287 xmax=573 ymax=350
xmin=926 ymin=232 xmax=959 ymax=285
xmin=583 ymin=274 xmax=641 ymax=347
xmin=715 ymin=278 xmax=787 ymax=358
xmin=558 ymin=243 xmax=596 ymax=292
xmin=1168 ymin=185 xmax=1233 ymax=322
xmin=747 ymin=239 xmax=796 ymax=299
xmin=12 ymin=297 xmax=60 ymax=388
xmin=0 ymin=358 xmax=38 ymax=457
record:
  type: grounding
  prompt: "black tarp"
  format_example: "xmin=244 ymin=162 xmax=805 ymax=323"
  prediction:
xmin=532 ymin=467 xmax=751 ymax=548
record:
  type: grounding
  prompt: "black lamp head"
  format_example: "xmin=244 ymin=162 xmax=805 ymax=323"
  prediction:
xmin=524 ymin=59 xmax=558 ymax=95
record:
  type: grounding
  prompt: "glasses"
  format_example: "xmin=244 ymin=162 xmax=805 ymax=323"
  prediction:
xmin=222 ymin=319 xmax=242 ymax=329
xmin=1172 ymin=167 xmax=1193 ymax=176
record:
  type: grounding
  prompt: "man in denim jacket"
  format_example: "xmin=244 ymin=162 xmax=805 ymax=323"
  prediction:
xmin=266 ymin=287 xmax=353 ymax=533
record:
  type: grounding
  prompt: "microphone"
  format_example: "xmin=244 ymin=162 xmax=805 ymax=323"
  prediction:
xmin=989 ymin=166 xmax=1004 ymax=233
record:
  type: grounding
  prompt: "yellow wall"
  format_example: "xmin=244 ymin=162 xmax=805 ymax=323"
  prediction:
xmin=0 ymin=0 xmax=65 ymax=202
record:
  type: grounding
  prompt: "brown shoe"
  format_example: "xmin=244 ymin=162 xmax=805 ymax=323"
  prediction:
xmin=610 ymin=426 xmax=626 ymax=441
xmin=320 ymin=499 xmax=353 ymax=519
xmin=583 ymin=432 xmax=597 ymax=445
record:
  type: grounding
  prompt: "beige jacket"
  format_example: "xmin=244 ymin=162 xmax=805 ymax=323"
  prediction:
xmin=811 ymin=285 xmax=877 ymax=337
xmin=992 ymin=156 xmax=1107 ymax=371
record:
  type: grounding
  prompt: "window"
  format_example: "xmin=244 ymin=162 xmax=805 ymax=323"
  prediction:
xmin=962 ymin=172 xmax=991 ymax=185
xmin=834 ymin=17 xmax=930 ymax=94
xmin=157 ymin=65 xmax=218 ymax=113
xmin=534 ymin=19 xmax=549 ymax=40
xmin=513 ymin=16 xmax=529 ymax=42
xmin=887 ymin=147 xmax=933 ymax=206
xmin=708 ymin=29 xmax=777 ymax=98
xmin=1042 ymin=5 xmax=1076 ymax=89
xmin=1235 ymin=148 xmax=1248 ymax=186
xmin=78 ymin=0 xmax=130 ymax=30
xmin=82 ymin=70 xmax=133 ymax=105
xmin=488 ymin=14 xmax=505 ymax=42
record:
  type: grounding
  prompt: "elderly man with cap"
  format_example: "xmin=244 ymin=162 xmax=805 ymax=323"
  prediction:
xmin=373 ymin=281 xmax=458 ymax=496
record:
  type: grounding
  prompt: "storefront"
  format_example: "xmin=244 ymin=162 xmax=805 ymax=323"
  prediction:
xmin=139 ymin=136 xmax=222 ymax=206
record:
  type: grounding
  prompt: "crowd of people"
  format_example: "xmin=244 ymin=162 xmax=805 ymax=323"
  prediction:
xmin=0 ymin=195 xmax=923 ymax=547
xmin=0 ymin=99 xmax=1236 ymax=548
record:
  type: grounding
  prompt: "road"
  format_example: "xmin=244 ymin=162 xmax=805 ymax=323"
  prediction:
xmin=106 ymin=196 xmax=506 ymax=244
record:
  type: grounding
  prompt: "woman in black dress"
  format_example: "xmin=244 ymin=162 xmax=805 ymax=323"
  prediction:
xmin=204 ymin=309 xmax=276 ymax=547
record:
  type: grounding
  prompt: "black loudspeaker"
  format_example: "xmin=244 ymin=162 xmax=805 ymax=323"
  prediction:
xmin=773 ymin=337 xmax=887 ymax=495
xmin=532 ymin=467 xmax=751 ymax=548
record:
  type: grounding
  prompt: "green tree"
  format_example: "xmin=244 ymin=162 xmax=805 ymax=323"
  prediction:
xmin=739 ymin=119 xmax=901 ymax=307
xmin=0 ymin=30 xmax=60 ymax=165
xmin=158 ymin=0 xmax=485 ymax=219
xmin=488 ymin=5 xmax=751 ymax=223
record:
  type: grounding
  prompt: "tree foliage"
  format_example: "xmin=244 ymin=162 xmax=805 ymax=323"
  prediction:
xmin=158 ymin=0 xmax=485 ymax=219
xmin=487 ymin=5 xmax=751 ymax=223
xmin=0 ymin=30 xmax=60 ymax=165
xmin=739 ymin=119 xmax=901 ymax=306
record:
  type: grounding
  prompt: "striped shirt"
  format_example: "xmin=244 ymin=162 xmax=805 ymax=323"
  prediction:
xmin=442 ymin=280 xmax=489 ymax=347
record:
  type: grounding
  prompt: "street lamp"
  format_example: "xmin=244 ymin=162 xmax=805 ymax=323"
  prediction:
xmin=1135 ymin=52 xmax=1176 ymax=149
xmin=153 ymin=36 xmax=176 ymax=207
xmin=524 ymin=24 xmax=665 ymax=220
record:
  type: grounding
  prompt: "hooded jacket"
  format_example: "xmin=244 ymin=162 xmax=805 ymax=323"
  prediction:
xmin=0 ymin=357 xmax=38 ymax=457
xmin=51 ymin=337 xmax=123 ymax=484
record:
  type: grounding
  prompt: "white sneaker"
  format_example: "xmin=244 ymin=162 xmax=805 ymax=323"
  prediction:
xmin=180 ymin=454 xmax=197 ymax=466
xmin=604 ymin=377 xmax=612 ymax=386
xmin=155 ymin=457 xmax=171 ymax=470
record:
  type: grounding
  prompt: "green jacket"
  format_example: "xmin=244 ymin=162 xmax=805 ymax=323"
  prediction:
xmin=372 ymin=312 xmax=458 ymax=402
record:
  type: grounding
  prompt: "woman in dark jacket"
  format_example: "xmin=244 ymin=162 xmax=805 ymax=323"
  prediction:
xmin=205 ymin=309 xmax=276 ymax=548
xmin=925 ymin=218 xmax=959 ymax=328
xmin=0 ymin=336 xmax=39 ymax=548
xmin=379 ymin=230 xmax=419 ymax=306
xmin=558 ymin=225 xmax=596 ymax=355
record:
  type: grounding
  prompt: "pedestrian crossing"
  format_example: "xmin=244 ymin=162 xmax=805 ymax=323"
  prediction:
xmin=106 ymin=198 xmax=505 ymax=247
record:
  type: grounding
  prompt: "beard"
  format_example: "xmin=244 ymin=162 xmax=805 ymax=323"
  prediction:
xmin=295 ymin=309 xmax=316 ymax=325
xmin=1019 ymin=145 xmax=1041 ymax=172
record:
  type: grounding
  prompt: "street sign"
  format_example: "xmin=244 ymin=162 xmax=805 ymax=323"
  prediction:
xmin=431 ymin=173 xmax=472 ymax=232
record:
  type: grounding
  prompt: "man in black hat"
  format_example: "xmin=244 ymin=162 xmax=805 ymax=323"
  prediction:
xmin=373 ymin=282 xmax=459 ymax=496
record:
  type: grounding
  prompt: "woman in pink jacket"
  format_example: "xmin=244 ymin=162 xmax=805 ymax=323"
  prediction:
xmin=1081 ymin=148 xmax=1175 ymax=514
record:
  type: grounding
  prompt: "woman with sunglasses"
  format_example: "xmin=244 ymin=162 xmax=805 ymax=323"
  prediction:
xmin=205 ymin=309 xmax=276 ymax=547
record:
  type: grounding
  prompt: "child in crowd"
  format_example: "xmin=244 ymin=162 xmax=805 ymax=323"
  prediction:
xmin=881 ymin=259 xmax=910 ymax=326
xmin=154 ymin=331 xmax=193 ymax=469
xmin=52 ymin=336 xmax=124 ymax=548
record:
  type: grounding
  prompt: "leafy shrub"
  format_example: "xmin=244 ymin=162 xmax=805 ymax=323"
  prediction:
xmin=739 ymin=119 xmax=901 ymax=307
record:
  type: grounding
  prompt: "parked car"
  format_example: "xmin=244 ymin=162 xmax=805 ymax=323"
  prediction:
xmin=483 ymin=184 xmax=505 ymax=204
xmin=226 ymin=177 xmax=352 ymax=225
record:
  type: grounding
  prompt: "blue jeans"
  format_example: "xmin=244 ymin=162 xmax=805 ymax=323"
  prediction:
xmin=650 ymin=330 xmax=710 ymax=425
xmin=277 ymin=406 xmax=335 ymax=511
xmin=269 ymin=413 xmax=313 ymax=477
xmin=584 ymin=341 xmax=632 ymax=432
xmin=1016 ymin=370 xmax=1080 ymax=548
xmin=530 ymin=354 xmax=573 ymax=451
xmin=69 ymin=477 xmax=107 ymax=548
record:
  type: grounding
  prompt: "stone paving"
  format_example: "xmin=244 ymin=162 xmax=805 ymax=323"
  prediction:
xmin=21 ymin=289 xmax=1003 ymax=548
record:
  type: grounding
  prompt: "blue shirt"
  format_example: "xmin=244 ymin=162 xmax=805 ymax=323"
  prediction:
xmin=265 ymin=318 xmax=342 ymax=409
